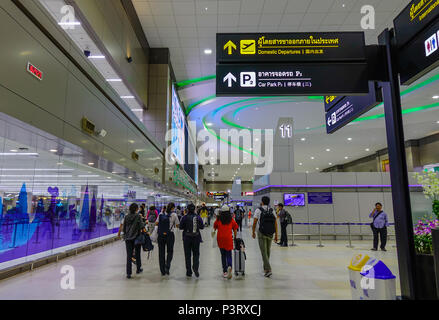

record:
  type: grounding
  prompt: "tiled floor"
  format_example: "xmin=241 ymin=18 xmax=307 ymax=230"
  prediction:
xmin=0 ymin=224 xmax=400 ymax=300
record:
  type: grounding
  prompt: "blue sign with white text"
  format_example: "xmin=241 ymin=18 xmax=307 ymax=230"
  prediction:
xmin=308 ymin=192 xmax=333 ymax=204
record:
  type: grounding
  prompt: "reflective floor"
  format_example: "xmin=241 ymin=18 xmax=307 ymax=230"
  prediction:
xmin=0 ymin=223 xmax=400 ymax=300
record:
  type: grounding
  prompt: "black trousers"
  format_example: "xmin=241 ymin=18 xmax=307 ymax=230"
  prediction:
xmin=158 ymin=232 xmax=175 ymax=275
xmin=372 ymin=227 xmax=387 ymax=249
xmin=236 ymin=219 xmax=242 ymax=232
xmin=280 ymin=222 xmax=288 ymax=246
xmin=125 ymin=239 xmax=141 ymax=275
xmin=183 ymin=237 xmax=200 ymax=275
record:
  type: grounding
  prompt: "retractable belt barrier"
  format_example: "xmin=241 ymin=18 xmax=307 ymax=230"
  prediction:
xmin=288 ymin=222 xmax=395 ymax=248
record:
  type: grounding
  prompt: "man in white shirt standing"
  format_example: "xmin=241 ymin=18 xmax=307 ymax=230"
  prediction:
xmin=252 ymin=196 xmax=278 ymax=278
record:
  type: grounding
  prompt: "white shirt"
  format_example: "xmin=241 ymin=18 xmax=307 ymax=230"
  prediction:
xmin=157 ymin=212 xmax=179 ymax=232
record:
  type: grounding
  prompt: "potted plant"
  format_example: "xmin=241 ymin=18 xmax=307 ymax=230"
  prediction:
xmin=413 ymin=217 xmax=439 ymax=299
xmin=414 ymin=172 xmax=439 ymax=219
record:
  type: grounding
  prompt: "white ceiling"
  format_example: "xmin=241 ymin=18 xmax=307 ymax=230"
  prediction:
xmin=133 ymin=0 xmax=409 ymax=81
xmin=130 ymin=0 xmax=439 ymax=183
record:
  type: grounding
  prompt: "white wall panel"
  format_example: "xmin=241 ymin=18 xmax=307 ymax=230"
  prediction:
xmin=331 ymin=172 xmax=357 ymax=185
xmin=333 ymin=192 xmax=360 ymax=235
xmin=356 ymin=172 xmax=383 ymax=185
xmin=281 ymin=172 xmax=307 ymax=185
xmin=306 ymin=173 xmax=332 ymax=185
xmin=308 ymin=202 xmax=334 ymax=235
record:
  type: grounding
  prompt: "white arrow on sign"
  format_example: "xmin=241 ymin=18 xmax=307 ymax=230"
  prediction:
xmin=327 ymin=117 xmax=332 ymax=126
xmin=223 ymin=72 xmax=237 ymax=88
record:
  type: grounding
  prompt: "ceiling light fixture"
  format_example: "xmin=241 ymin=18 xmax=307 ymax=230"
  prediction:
xmin=106 ymin=79 xmax=122 ymax=82
xmin=326 ymin=148 xmax=331 ymax=152
xmin=88 ymin=162 xmax=95 ymax=165
xmin=300 ymin=138 xmax=306 ymax=141
xmin=204 ymin=49 xmax=212 ymax=55
xmin=344 ymin=156 xmax=349 ymax=159
xmin=347 ymin=138 xmax=352 ymax=141
xmin=310 ymin=156 xmax=315 ymax=160
xmin=365 ymin=148 xmax=370 ymax=151
xmin=58 ymin=21 xmax=81 ymax=26
xmin=121 ymin=96 xmax=135 ymax=99
xmin=433 ymin=96 xmax=439 ymax=99
xmin=329 ymin=162 xmax=333 ymax=165
xmin=49 ymin=149 xmax=57 ymax=153
xmin=88 ymin=55 xmax=105 ymax=59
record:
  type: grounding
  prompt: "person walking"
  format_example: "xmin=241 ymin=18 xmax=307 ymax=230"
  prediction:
xmin=234 ymin=206 xmax=243 ymax=232
xmin=276 ymin=203 xmax=289 ymax=247
xmin=179 ymin=203 xmax=204 ymax=278
xmin=200 ymin=203 xmax=209 ymax=226
xmin=139 ymin=203 xmax=146 ymax=218
xmin=369 ymin=202 xmax=389 ymax=251
xmin=156 ymin=202 xmax=179 ymax=276
xmin=252 ymin=196 xmax=278 ymax=277
xmin=213 ymin=205 xmax=238 ymax=279
xmin=146 ymin=206 xmax=158 ymax=234
xmin=119 ymin=203 xmax=145 ymax=279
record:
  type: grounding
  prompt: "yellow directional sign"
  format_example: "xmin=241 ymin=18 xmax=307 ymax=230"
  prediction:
xmin=224 ymin=40 xmax=236 ymax=55
xmin=240 ymin=40 xmax=256 ymax=54
xmin=325 ymin=96 xmax=337 ymax=104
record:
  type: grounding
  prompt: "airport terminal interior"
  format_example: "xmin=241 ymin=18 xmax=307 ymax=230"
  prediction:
xmin=0 ymin=0 xmax=439 ymax=301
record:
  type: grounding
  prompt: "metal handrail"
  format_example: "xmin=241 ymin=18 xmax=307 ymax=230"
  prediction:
xmin=287 ymin=222 xmax=396 ymax=248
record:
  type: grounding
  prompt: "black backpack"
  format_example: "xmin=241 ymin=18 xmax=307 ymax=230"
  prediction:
xmin=259 ymin=207 xmax=276 ymax=237
xmin=235 ymin=209 xmax=243 ymax=221
xmin=158 ymin=213 xmax=171 ymax=236
xmin=185 ymin=214 xmax=199 ymax=237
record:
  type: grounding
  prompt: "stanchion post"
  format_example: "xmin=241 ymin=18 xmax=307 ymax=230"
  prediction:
xmin=347 ymin=222 xmax=354 ymax=248
xmin=290 ymin=222 xmax=297 ymax=247
xmin=317 ymin=222 xmax=324 ymax=247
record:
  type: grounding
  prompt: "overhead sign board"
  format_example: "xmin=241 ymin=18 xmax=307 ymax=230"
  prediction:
xmin=325 ymin=82 xmax=382 ymax=134
xmin=217 ymin=32 xmax=366 ymax=63
xmin=397 ymin=16 xmax=439 ymax=85
xmin=216 ymin=63 xmax=369 ymax=96
xmin=394 ymin=0 xmax=439 ymax=48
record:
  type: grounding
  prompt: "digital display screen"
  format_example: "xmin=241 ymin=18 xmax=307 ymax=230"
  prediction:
xmin=284 ymin=193 xmax=305 ymax=207
xmin=171 ymin=85 xmax=185 ymax=165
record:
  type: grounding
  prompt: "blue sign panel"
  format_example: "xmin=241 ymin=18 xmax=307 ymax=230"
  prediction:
xmin=308 ymin=192 xmax=333 ymax=204
xmin=325 ymin=81 xmax=382 ymax=134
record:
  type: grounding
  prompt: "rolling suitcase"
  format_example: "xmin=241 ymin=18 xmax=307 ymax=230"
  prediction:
xmin=234 ymin=238 xmax=246 ymax=276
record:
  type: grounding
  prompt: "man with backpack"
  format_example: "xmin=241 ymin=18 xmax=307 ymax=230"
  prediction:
xmin=276 ymin=203 xmax=292 ymax=247
xmin=179 ymin=203 xmax=205 ymax=278
xmin=156 ymin=203 xmax=179 ymax=276
xmin=252 ymin=196 xmax=278 ymax=278
xmin=234 ymin=206 xmax=244 ymax=232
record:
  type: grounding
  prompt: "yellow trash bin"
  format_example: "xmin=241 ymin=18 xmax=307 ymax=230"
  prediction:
xmin=348 ymin=254 xmax=370 ymax=299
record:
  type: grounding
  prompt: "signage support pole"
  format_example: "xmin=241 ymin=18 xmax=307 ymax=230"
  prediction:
xmin=378 ymin=28 xmax=417 ymax=300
